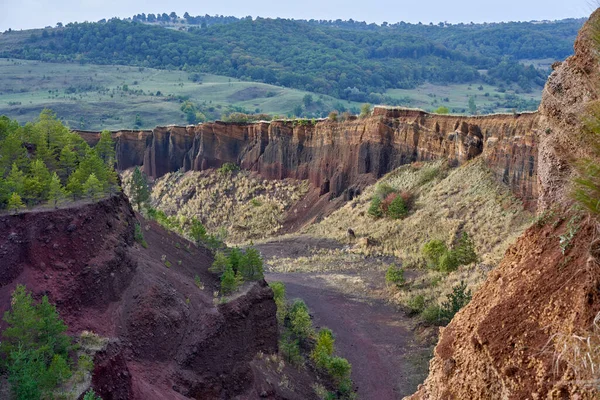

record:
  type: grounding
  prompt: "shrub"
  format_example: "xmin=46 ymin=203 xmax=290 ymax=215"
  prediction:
xmin=421 ymin=240 xmax=448 ymax=269
xmin=311 ymin=328 xmax=335 ymax=368
xmin=385 ymin=265 xmax=405 ymax=286
xmin=220 ymin=264 xmax=238 ymax=295
xmin=421 ymin=304 xmax=443 ymax=325
xmin=289 ymin=300 xmax=313 ymax=339
xmin=326 ymin=356 xmax=352 ymax=384
xmin=386 ymin=194 xmax=407 ymax=219
xmin=419 ymin=167 xmax=440 ymax=185
xmin=440 ymin=281 xmax=472 ymax=321
xmin=134 ymin=223 xmax=147 ymax=248
xmin=406 ymin=294 xmax=426 ymax=315
xmin=438 ymin=250 xmax=459 ymax=273
xmin=217 ymin=162 xmax=240 ymax=174
xmin=454 ymin=232 xmax=477 ymax=265
xmin=374 ymin=183 xmax=396 ymax=199
xmin=280 ymin=336 xmax=302 ymax=366
xmin=269 ymin=282 xmax=287 ymax=325
xmin=367 ymin=197 xmax=383 ymax=218
xmin=83 ymin=390 xmax=102 ymax=400
xmin=328 ymin=112 xmax=338 ymax=121
xmin=194 ymin=275 xmax=203 ymax=289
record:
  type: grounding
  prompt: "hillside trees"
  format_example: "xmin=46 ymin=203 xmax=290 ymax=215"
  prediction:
xmin=129 ymin=166 xmax=150 ymax=211
xmin=0 ymin=110 xmax=120 ymax=211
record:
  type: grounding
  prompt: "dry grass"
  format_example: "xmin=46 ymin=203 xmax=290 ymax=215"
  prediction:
xmin=550 ymin=312 xmax=600 ymax=390
xmin=305 ymin=159 xmax=532 ymax=267
xmin=123 ymin=169 xmax=309 ymax=244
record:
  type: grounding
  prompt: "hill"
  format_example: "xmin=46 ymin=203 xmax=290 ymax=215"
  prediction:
xmin=0 ymin=16 xmax=584 ymax=104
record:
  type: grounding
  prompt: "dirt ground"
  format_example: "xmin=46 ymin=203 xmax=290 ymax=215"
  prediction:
xmin=258 ymin=237 xmax=433 ymax=400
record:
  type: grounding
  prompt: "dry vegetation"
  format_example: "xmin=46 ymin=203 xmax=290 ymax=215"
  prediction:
xmin=301 ymin=159 xmax=533 ymax=310
xmin=124 ymin=168 xmax=309 ymax=244
xmin=306 ymin=159 xmax=531 ymax=266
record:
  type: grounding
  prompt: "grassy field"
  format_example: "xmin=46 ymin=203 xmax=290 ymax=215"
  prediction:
xmin=0 ymin=58 xmax=544 ymax=130
xmin=386 ymin=82 xmax=542 ymax=114
xmin=0 ymin=58 xmax=362 ymax=130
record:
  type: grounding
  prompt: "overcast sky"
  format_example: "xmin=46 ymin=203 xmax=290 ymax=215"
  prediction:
xmin=0 ymin=0 xmax=594 ymax=31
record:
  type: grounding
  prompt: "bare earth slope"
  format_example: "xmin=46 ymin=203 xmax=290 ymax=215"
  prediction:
xmin=409 ymin=9 xmax=600 ymax=400
xmin=0 ymin=194 xmax=280 ymax=399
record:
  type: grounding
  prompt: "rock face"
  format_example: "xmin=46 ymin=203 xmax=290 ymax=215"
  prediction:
xmin=0 ymin=194 xmax=278 ymax=399
xmin=78 ymin=109 xmax=540 ymax=209
xmin=408 ymin=9 xmax=600 ymax=400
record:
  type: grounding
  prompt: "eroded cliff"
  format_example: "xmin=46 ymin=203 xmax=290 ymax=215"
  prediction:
xmin=79 ymin=108 xmax=540 ymax=210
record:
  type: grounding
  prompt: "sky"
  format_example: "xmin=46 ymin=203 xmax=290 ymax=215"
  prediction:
xmin=0 ymin=0 xmax=594 ymax=31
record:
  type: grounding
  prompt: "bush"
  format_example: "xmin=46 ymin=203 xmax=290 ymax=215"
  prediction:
xmin=386 ymin=195 xmax=407 ymax=219
xmin=374 ymin=183 xmax=396 ymax=199
xmin=83 ymin=390 xmax=102 ymax=400
xmin=311 ymin=328 xmax=335 ymax=369
xmin=385 ymin=265 xmax=405 ymax=286
xmin=440 ymin=281 xmax=472 ymax=321
xmin=421 ymin=304 xmax=443 ymax=325
xmin=454 ymin=232 xmax=478 ymax=265
xmin=220 ymin=264 xmax=238 ymax=295
xmin=421 ymin=240 xmax=448 ymax=270
xmin=406 ymin=294 xmax=426 ymax=315
xmin=419 ymin=167 xmax=440 ymax=185
xmin=217 ymin=162 xmax=239 ymax=174
xmin=438 ymin=250 xmax=459 ymax=273
xmin=367 ymin=197 xmax=383 ymax=218
xmin=269 ymin=281 xmax=287 ymax=325
xmin=289 ymin=300 xmax=313 ymax=339
xmin=326 ymin=356 xmax=352 ymax=384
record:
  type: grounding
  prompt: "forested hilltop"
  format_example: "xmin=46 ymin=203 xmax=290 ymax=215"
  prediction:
xmin=0 ymin=14 xmax=583 ymax=104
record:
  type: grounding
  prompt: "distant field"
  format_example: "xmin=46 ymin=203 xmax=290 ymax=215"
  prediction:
xmin=0 ymin=58 xmax=362 ymax=130
xmin=0 ymin=58 xmax=543 ymax=130
xmin=385 ymin=82 xmax=543 ymax=114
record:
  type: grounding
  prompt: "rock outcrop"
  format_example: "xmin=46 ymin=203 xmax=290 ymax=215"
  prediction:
xmin=78 ymin=109 xmax=540 ymax=210
xmin=408 ymin=9 xmax=600 ymax=400
xmin=0 ymin=194 xmax=278 ymax=399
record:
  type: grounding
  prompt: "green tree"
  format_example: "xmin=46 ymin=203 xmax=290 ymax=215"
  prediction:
xmin=2 ymin=285 xmax=73 ymax=398
xmin=311 ymin=328 xmax=335 ymax=368
xmin=385 ymin=265 xmax=405 ymax=286
xmin=48 ymin=172 xmax=67 ymax=208
xmin=241 ymin=246 xmax=264 ymax=280
xmin=6 ymin=163 xmax=26 ymax=197
xmin=468 ymin=96 xmax=477 ymax=114
xmin=129 ymin=166 xmax=150 ymax=211
xmin=220 ymin=263 xmax=238 ymax=295
xmin=326 ymin=356 xmax=352 ymax=384
xmin=95 ymin=130 xmax=116 ymax=166
xmin=368 ymin=196 xmax=383 ymax=218
xmin=435 ymin=106 xmax=450 ymax=114
xmin=289 ymin=299 xmax=313 ymax=339
xmin=269 ymin=281 xmax=287 ymax=325
xmin=189 ymin=217 xmax=206 ymax=246
xmin=421 ymin=239 xmax=448 ymax=269
xmin=455 ymin=232 xmax=477 ymax=265
xmin=83 ymin=173 xmax=103 ymax=200
xmin=7 ymin=192 xmax=25 ymax=214
xmin=440 ymin=281 xmax=472 ymax=321
xmin=360 ymin=103 xmax=371 ymax=118
xmin=58 ymin=145 xmax=77 ymax=179
xmin=210 ymin=250 xmax=230 ymax=274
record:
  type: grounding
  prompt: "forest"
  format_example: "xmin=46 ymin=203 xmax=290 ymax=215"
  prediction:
xmin=0 ymin=110 xmax=118 ymax=211
xmin=0 ymin=15 xmax=583 ymax=103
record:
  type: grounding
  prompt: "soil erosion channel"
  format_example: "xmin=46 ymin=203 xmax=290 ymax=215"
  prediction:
xmin=258 ymin=237 xmax=431 ymax=400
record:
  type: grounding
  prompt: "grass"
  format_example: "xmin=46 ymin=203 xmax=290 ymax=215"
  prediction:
xmin=128 ymin=168 xmax=310 ymax=244
xmin=385 ymin=82 xmax=542 ymax=114
xmin=0 ymin=58 xmax=362 ymax=130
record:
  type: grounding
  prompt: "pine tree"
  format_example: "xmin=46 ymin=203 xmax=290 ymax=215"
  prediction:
xmin=129 ymin=166 xmax=150 ymax=211
xmin=48 ymin=172 xmax=67 ymax=208
xmin=189 ymin=217 xmax=206 ymax=246
xmin=241 ymin=246 xmax=264 ymax=280
xmin=29 ymin=159 xmax=52 ymax=200
xmin=82 ymin=173 xmax=103 ymax=200
xmin=95 ymin=130 xmax=116 ymax=166
xmin=6 ymin=163 xmax=25 ymax=196
xmin=220 ymin=264 xmax=238 ymax=295
xmin=7 ymin=192 xmax=25 ymax=214
xmin=58 ymin=145 xmax=77 ymax=179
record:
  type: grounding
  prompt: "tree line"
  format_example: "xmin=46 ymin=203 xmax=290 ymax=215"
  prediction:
xmin=0 ymin=110 xmax=119 ymax=212
xmin=0 ymin=16 xmax=582 ymax=103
